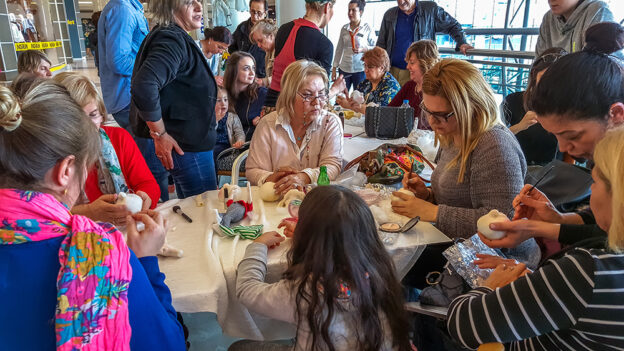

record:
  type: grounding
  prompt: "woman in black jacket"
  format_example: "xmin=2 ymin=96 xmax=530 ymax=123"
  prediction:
xmin=131 ymin=0 xmax=218 ymax=199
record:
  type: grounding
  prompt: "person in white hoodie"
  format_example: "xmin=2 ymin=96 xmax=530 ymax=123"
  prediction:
xmin=536 ymin=0 xmax=614 ymax=56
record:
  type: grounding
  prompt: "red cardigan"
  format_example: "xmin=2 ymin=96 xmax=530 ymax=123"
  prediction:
xmin=388 ymin=80 xmax=431 ymax=130
xmin=85 ymin=126 xmax=160 ymax=209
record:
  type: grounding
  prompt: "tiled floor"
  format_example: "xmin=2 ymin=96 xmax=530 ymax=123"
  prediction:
xmin=67 ymin=57 xmax=240 ymax=350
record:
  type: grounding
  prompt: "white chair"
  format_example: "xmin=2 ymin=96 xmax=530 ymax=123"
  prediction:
xmin=231 ymin=150 xmax=249 ymax=186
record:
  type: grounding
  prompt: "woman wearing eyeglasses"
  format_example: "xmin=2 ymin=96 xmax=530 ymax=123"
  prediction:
xmin=335 ymin=46 xmax=400 ymax=114
xmin=246 ymin=60 xmax=343 ymax=195
xmin=392 ymin=59 xmax=529 ymax=240
xmin=501 ymin=48 xmax=566 ymax=166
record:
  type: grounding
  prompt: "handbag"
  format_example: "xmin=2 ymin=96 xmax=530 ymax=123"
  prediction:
xmin=216 ymin=142 xmax=250 ymax=173
xmin=419 ymin=264 xmax=469 ymax=307
xmin=525 ymin=160 xmax=593 ymax=212
xmin=365 ymin=106 xmax=414 ymax=139
xmin=344 ymin=143 xmax=435 ymax=185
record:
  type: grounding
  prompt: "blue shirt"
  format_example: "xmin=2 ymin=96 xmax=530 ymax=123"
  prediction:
xmin=216 ymin=117 xmax=230 ymax=146
xmin=0 ymin=237 xmax=186 ymax=351
xmin=392 ymin=9 xmax=417 ymax=69
xmin=356 ymin=71 xmax=401 ymax=106
xmin=98 ymin=0 xmax=149 ymax=114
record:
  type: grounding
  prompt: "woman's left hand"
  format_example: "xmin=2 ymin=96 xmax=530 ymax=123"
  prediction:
xmin=274 ymin=172 xmax=311 ymax=195
xmin=483 ymin=262 xmax=529 ymax=290
xmin=136 ymin=191 xmax=152 ymax=211
xmin=391 ymin=191 xmax=439 ymax=222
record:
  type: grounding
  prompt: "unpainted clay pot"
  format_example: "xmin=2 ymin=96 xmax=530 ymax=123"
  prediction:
xmin=117 ymin=192 xmax=142 ymax=214
xmin=260 ymin=182 xmax=280 ymax=202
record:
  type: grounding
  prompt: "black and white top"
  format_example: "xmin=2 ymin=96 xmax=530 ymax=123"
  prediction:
xmin=447 ymin=248 xmax=624 ymax=350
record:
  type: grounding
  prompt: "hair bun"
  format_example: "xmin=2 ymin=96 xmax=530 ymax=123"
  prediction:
xmin=0 ymin=86 xmax=22 ymax=132
xmin=584 ymin=22 xmax=624 ymax=55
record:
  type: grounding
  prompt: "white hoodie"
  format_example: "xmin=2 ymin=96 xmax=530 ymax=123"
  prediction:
xmin=536 ymin=0 xmax=614 ymax=56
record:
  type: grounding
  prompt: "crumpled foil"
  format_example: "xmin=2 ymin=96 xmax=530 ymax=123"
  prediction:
xmin=442 ymin=234 xmax=502 ymax=289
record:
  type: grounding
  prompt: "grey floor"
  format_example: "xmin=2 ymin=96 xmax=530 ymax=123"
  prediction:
xmin=183 ymin=312 xmax=240 ymax=350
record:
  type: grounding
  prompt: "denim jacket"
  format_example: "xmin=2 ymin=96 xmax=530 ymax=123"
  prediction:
xmin=376 ymin=1 xmax=466 ymax=59
xmin=98 ymin=0 xmax=149 ymax=114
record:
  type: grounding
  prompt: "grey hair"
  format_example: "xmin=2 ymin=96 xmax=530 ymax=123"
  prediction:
xmin=150 ymin=0 xmax=190 ymax=26
xmin=0 ymin=81 xmax=100 ymax=191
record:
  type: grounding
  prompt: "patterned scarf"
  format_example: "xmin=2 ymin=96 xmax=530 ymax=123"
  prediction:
xmin=0 ymin=189 xmax=132 ymax=350
xmin=97 ymin=129 xmax=129 ymax=194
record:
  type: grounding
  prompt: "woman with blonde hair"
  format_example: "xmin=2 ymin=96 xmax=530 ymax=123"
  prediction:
xmin=250 ymin=18 xmax=278 ymax=86
xmin=388 ymin=39 xmax=440 ymax=130
xmin=246 ymin=60 xmax=343 ymax=195
xmin=53 ymin=72 xmax=160 ymax=226
xmin=448 ymin=126 xmax=624 ymax=350
xmin=392 ymin=59 xmax=528 ymax=239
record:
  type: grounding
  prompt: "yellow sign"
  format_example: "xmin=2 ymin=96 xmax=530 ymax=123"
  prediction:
xmin=68 ymin=20 xmax=75 ymax=25
xmin=14 ymin=41 xmax=63 ymax=51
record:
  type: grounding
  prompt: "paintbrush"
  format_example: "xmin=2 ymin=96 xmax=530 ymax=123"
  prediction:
xmin=528 ymin=166 xmax=554 ymax=194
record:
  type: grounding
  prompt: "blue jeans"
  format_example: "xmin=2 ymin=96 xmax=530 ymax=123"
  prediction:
xmin=113 ymin=105 xmax=170 ymax=202
xmin=111 ymin=106 xmax=132 ymax=132
xmin=135 ymin=137 xmax=170 ymax=202
xmin=339 ymin=69 xmax=366 ymax=91
xmin=170 ymin=150 xmax=217 ymax=199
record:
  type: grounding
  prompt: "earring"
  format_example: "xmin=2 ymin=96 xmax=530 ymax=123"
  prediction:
xmin=63 ymin=189 xmax=68 ymax=195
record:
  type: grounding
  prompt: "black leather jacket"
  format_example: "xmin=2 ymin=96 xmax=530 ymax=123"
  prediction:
xmin=229 ymin=19 xmax=267 ymax=78
xmin=376 ymin=1 xmax=467 ymax=57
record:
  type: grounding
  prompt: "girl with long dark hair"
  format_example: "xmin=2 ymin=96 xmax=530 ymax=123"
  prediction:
xmin=230 ymin=186 xmax=411 ymax=351
xmin=224 ymin=51 xmax=268 ymax=140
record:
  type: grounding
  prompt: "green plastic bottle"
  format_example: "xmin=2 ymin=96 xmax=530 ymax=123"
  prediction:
xmin=317 ymin=166 xmax=330 ymax=186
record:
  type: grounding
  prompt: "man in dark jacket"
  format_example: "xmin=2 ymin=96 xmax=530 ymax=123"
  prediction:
xmin=229 ymin=0 xmax=267 ymax=80
xmin=377 ymin=0 xmax=472 ymax=85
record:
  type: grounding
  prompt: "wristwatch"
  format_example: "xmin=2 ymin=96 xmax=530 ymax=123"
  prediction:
xmin=149 ymin=130 xmax=167 ymax=138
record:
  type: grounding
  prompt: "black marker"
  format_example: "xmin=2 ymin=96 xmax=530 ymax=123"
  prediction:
xmin=173 ymin=205 xmax=193 ymax=223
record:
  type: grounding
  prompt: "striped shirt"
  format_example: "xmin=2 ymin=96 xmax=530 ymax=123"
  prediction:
xmin=447 ymin=248 xmax=624 ymax=350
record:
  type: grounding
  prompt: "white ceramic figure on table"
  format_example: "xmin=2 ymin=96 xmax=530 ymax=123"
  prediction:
xmin=390 ymin=188 xmax=415 ymax=203
xmin=260 ymin=182 xmax=280 ymax=202
xmin=277 ymin=189 xmax=305 ymax=208
xmin=116 ymin=192 xmax=143 ymax=214
xmin=477 ymin=210 xmax=510 ymax=240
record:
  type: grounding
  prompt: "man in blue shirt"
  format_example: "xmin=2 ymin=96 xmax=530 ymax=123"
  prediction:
xmin=99 ymin=0 xmax=170 ymax=202
xmin=377 ymin=0 xmax=472 ymax=86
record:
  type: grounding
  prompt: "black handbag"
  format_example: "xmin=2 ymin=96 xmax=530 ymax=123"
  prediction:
xmin=525 ymin=160 xmax=593 ymax=211
xmin=364 ymin=106 xmax=414 ymax=139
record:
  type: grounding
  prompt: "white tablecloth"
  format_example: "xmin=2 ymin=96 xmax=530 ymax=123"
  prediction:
xmin=156 ymin=187 xmax=450 ymax=340
xmin=343 ymin=124 xmax=409 ymax=162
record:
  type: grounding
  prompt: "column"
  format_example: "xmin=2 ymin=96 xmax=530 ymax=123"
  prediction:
xmin=275 ymin=0 xmax=305 ymax=26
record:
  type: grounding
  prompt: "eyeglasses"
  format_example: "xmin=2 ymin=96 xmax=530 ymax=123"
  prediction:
xmin=420 ymin=102 xmax=454 ymax=122
xmin=363 ymin=63 xmax=379 ymax=70
xmin=250 ymin=10 xmax=265 ymax=16
xmin=533 ymin=52 xmax=565 ymax=67
xmin=297 ymin=92 xmax=328 ymax=104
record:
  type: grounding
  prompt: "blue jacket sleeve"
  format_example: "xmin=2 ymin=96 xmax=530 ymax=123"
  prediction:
xmin=103 ymin=6 xmax=139 ymax=76
xmin=128 ymin=253 xmax=186 ymax=351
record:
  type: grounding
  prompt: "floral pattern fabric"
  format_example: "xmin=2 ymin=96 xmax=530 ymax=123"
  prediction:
xmin=0 ymin=189 xmax=132 ymax=351
xmin=355 ymin=71 xmax=401 ymax=107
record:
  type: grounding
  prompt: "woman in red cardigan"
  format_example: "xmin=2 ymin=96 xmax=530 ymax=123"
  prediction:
xmin=54 ymin=72 xmax=160 ymax=226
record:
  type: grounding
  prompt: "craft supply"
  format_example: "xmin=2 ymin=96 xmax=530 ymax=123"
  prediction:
xmin=173 ymin=205 xmax=193 ymax=223
xmin=528 ymin=165 xmax=554 ymax=194
xmin=277 ymin=189 xmax=305 ymax=207
xmin=116 ymin=192 xmax=142 ymax=214
xmin=379 ymin=216 xmax=420 ymax=233
xmin=159 ymin=241 xmax=184 ymax=258
xmin=221 ymin=202 xmax=246 ymax=227
xmin=194 ymin=194 xmax=204 ymax=207
xmin=224 ymin=188 xmax=229 ymax=211
xmin=216 ymin=224 xmax=264 ymax=239
xmin=260 ymin=182 xmax=280 ymax=202
xmin=477 ymin=210 xmax=510 ymax=240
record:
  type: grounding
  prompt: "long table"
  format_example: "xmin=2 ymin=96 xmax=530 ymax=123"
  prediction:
xmin=156 ymin=186 xmax=450 ymax=340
